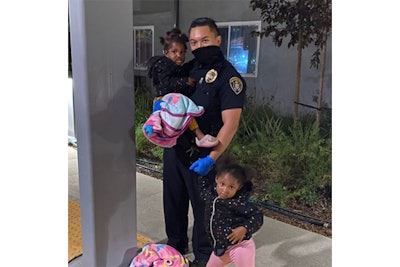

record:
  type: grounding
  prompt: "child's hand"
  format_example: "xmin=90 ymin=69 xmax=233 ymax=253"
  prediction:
xmin=187 ymin=77 xmax=196 ymax=87
xmin=227 ymin=226 xmax=247 ymax=244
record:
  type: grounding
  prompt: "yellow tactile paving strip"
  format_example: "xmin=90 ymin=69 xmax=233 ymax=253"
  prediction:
xmin=68 ymin=199 xmax=83 ymax=262
xmin=68 ymin=199 xmax=153 ymax=262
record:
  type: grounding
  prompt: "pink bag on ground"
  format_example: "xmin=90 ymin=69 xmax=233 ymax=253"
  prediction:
xmin=130 ymin=243 xmax=189 ymax=267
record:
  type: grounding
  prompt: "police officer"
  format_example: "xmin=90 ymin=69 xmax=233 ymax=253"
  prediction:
xmin=162 ymin=17 xmax=246 ymax=267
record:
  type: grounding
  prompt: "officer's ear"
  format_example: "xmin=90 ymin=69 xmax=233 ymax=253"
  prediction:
xmin=216 ymin=35 xmax=222 ymax=46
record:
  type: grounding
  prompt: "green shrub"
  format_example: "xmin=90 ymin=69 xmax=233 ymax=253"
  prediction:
xmin=135 ymin=94 xmax=153 ymax=125
xmin=229 ymin=101 xmax=332 ymax=206
xmin=134 ymin=93 xmax=163 ymax=162
xmin=134 ymin=90 xmax=332 ymax=206
xmin=135 ymin=124 xmax=152 ymax=155
xmin=264 ymin=183 xmax=290 ymax=207
xmin=150 ymin=146 xmax=163 ymax=161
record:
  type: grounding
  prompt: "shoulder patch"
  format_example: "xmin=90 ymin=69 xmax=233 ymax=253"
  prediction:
xmin=229 ymin=77 xmax=243 ymax=95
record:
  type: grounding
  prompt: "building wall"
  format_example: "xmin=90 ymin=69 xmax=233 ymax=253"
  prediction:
xmin=133 ymin=0 xmax=332 ymax=116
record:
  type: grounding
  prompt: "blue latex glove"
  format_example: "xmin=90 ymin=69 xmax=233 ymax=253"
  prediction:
xmin=143 ymin=125 xmax=153 ymax=136
xmin=189 ymin=155 xmax=216 ymax=176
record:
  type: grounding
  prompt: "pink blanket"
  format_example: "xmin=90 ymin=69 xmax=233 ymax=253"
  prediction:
xmin=142 ymin=93 xmax=204 ymax=147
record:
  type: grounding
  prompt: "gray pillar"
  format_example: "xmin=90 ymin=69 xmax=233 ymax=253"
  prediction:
xmin=69 ymin=0 xmax=137 ymax=266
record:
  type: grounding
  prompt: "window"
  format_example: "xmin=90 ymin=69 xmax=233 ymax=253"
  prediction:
xmin=217 ymin=21 xmax=261 ymax=77
xmin=133 ymin=26 xmax=154 ymax=70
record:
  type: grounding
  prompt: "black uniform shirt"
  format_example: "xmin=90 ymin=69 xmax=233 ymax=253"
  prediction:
xmin=173 ymin=51 xmax=246 ymax=166
xmin=189 ymin=53 xmax=246 ymax=136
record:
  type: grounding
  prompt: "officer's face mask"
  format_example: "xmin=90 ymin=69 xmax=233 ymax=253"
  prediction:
xmin=192 ymin=45 xmax=221 ymax=66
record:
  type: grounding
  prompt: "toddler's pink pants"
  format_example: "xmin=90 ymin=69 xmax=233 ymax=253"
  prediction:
xmin=206 ymin=238 xmax=256 ymax=267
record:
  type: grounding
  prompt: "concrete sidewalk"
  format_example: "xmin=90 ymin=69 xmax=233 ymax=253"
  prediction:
xmin=68 ymin=146 xmax=332 ymax=267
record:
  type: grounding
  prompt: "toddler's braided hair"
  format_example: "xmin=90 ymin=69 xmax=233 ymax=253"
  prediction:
xmin=160 ymin=28 xmax=189 ymax=52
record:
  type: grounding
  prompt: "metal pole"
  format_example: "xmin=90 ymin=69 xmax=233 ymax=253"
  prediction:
xmin=69 ymin=0 xmax=137 ymax=266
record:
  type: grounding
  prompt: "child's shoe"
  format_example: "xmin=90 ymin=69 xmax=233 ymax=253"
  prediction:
xmin=195 ymin=134 xmax=219 ymax=148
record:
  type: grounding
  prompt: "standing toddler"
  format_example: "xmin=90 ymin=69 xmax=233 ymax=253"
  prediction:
xmin=198 ymin=155 xmax=263 ymax=267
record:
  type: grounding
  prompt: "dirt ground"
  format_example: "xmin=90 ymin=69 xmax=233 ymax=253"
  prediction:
xmin=260 ymin=197 xmax=332 ymax=238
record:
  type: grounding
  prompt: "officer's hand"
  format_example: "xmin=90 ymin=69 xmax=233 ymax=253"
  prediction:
xmin=189 ymin=155 xmax=215 ymax=176
xmin=143 ymin=125 xmax=153 ymax=136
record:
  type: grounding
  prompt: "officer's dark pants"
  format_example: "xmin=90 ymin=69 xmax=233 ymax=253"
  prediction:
xmin=163 ymin=147 xmax=213 ymax=261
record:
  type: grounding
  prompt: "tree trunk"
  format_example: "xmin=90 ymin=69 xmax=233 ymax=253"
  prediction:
xmin=316 ymin=27 xmax=328 ymax=126
xmin=294 ymin=29 xmax=303 ymax=123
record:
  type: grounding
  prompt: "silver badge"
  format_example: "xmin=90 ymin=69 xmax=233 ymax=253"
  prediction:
xmin=205 ymin=69 xmax=218 ymax=83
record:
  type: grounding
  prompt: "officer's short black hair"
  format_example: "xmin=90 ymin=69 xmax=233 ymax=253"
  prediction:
xmin=189 ymin=17 xmax=220 ymax=36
